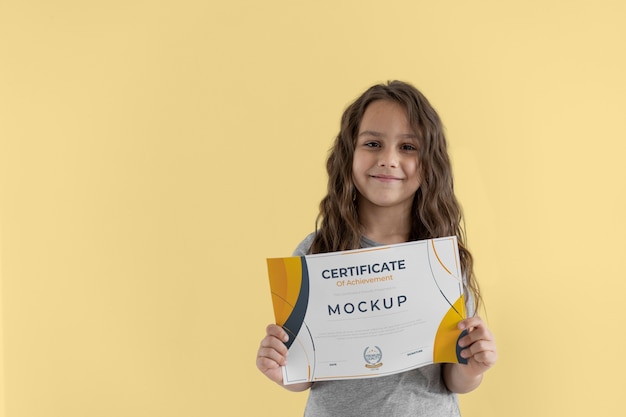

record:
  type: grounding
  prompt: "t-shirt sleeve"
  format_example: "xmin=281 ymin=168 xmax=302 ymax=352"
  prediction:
xmin=292 ymin=232 xmax=315 ymax=256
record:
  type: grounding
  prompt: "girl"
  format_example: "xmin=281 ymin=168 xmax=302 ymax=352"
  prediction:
xmin=256 ymin=80 xmax=497 ymax=416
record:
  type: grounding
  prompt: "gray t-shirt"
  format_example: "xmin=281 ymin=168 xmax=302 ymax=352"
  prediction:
xmin=293 ymin=233 xmax=462 ymax=417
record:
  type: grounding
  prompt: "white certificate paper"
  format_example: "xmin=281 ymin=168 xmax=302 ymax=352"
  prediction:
xmin=266 ymin=236 xmax=468 ymax=385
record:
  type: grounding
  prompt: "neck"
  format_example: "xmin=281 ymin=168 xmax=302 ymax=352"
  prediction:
xmin=358 ymin=201 xmax=412 ymax=245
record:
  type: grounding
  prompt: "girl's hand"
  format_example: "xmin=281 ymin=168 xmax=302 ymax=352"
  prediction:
xmin=256 ymin=324 xmax=290 ymax=384
xmin=457 ymin=316 xmax=497 ymax=375
xmin=444 ymin=316 xmax=497 ymax=393
xmin=256 ymin=324 xmax=313 ymax=392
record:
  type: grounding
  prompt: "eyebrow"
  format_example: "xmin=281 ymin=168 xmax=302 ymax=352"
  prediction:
xmin=358 ymin=130 xmax=419 ymax=139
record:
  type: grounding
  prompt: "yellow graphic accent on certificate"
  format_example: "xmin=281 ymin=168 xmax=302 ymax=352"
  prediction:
xmin=266 ymin=236 xmax=467 ymax=385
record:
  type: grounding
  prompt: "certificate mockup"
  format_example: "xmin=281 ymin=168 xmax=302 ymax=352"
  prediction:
xmin=266 ymin=236 xmax=468 ymax=385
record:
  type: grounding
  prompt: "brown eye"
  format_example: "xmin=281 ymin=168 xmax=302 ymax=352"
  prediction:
xmin=365 ymin=142 xmax=381 ymax=148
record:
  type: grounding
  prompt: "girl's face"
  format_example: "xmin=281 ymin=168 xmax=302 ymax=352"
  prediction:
xmin=352 ymin=100 xmax=422 ymax=213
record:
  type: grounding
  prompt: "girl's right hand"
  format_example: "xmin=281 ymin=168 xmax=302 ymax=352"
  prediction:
xmin=256 ymin=324 xmax=290 ymax=384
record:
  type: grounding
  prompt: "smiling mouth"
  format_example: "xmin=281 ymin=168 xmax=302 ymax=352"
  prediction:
xmin=371 ymin=174 xmax=402 ymax=181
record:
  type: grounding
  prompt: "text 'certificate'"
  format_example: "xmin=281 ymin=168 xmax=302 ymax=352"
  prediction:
xmin=266 ymin=236 xmax=468 ymax=385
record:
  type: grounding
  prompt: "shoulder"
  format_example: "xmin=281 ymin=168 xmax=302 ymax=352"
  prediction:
xmin=292 ymin=232 xmax=316 ymax=256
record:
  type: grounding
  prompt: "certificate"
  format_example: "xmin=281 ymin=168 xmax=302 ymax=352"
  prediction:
xmin=266 ymin=236 xmax=468 ymax=385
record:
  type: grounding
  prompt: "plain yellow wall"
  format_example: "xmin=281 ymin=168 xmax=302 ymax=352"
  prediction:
xmin=1 ymin=1 xmax=625 ymax=416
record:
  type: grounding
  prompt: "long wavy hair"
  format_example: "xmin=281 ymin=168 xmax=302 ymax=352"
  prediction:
xmin=309 ymin=80 xmax=482 ymax=312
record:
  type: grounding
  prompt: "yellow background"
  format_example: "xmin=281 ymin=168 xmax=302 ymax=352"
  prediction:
xmin=1 ymin=1 xmax=625 ymax=416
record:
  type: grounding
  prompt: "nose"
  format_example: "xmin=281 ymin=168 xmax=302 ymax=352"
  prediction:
xmin=378 ymin=148 xmax=399 ymax=168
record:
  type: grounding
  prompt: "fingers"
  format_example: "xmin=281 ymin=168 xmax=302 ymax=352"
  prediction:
xmin=257 ymin=346 xmax=287 ymax=367
xmin=265 ymin=323 xmax=290 ymax=343
xmin=256 ymin=351 xmax=285 ymax=372
xmin=257 ymin=343 xmax=288 ymax=367
xmin=458 ymin=317 xmax=494 ymax=343
xmin=256 ymin=324 xmax=290 ymax=379
xmin=458 ymin=316 xmax=489 ymax=332
xmin=457 ymin=317 xmax=497 ymax=368
xmin=459 ymin=339 xmax=498 ymax=365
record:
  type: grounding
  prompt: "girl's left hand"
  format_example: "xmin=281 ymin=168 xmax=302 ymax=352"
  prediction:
xmin=457 ymin=316 xmax=497 ymax=376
